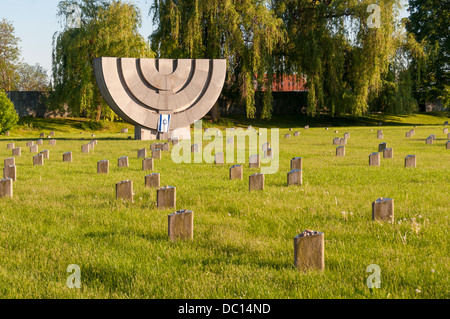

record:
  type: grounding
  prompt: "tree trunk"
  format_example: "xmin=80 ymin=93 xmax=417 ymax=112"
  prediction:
xmin=211 ymin=101 xmax=221 ymax=122
xmin=95 ymin=104 xmax=102 ymax=122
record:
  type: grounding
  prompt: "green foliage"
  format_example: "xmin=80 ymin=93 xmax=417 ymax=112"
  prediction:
xmin=406 ymin=0 xmax=450 ymax=105
xmin=150 ymin=0 xmax=285 ymax=119
xmin=272 ymin=0 xmax=402 ymax=117
xmin=15 ymin=63 xmax=50 ymax=91
xmin=0 ymin=19 xmax=20 ymax=91
xmin=51 ymin=0 xmax=155 ymax=121
xmin=0 ymin=90 xmax=19 ymax=133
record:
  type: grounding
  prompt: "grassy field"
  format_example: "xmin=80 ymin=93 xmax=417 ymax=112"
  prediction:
xmin=0 ymin=113 xmax=449 ymax=299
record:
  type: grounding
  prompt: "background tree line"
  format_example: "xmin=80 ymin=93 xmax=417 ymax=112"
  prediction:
xmin=0 ymin=19 xmax=50 ymax=92
xmin=0 ymin=0 xmax=448 ymax=123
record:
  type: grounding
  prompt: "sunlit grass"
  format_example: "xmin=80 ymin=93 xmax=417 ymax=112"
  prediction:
xmin=0 ymin=114 xmax=449 ymax=299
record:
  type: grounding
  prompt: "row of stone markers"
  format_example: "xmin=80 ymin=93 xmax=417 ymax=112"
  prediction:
xmin=115 ymin=180 xmax=190 ymax=240
xmin=283 ymin=126 xmax=309 ymax=139
xmin=1 ymin=135 xmax=61 ymax=191
xmin=228 ymin=157 xmax=303 ymax=192
xmin=293 ymin=196 xmax=395 ymax=271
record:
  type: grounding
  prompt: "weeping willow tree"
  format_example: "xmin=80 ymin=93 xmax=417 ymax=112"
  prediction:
xmin=150 ymin=0 xmax=285 ymax=119
xmin=51 ymin=0 xmax=154 ymax=121
xmin=273 ymin=0 xmax=403 ymax=116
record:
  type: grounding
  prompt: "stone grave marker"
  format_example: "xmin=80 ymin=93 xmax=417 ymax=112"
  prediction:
xmin=157 ymin=186 xmax=176 ymax=209
xmin=12 ymin=147 xmax=21 ymax=157
xmin=249 ymin=173 xmax=264 ymax=191
xmin=426 ymin=136 xmax=433 ymax=145
xmin=116 ymin=180 xmax=134 ymax=201
xmin=138 ymin=148 xmax=147 ymax=158
xmin=98 ymin=160 xmax=109 ymax=174
xmin=378 ymin=142 xmax=387 ymax=152
xmin=262 ymin=143 xmax=270 ymax=152
xmin=405 ymin=155 xmax=416 ymax=168
xmin=49 ymin=139 xmax=56 ymax=145
xmin=36 ymin=139 xmax=43 ymax=145
xmin=33 ymin=153 xmax=44 ymax=166
xmin=118 ymin=156 xmax=129 ymax=167
xmin=145 ymin=173 xmax=160 ymax=188
xmin=336 ymin=146 xmax=345 ymax=157
xmin=214 ymin=152 xmax=224 ymax=165
xmin=191 ymin=144 xmax=200 ymax=153
xmin=294 ymin=230 xmax=324 ymax=272
xmin=284 ymin=134 xmax=291 ymax=139
xmin=63 ymin=152 xmax=72 ymax=162
xmin=372 ymin=198 xmax=394 ymax=222
xmin=4 ymin=158 xmax=15 ymax=167
xmin=383 ymin=148 xmax=393 ymax=159
xmin=264 ymin=148 xmax=273 ymax=158
xmin=142 ymin=157 xmax=154 ymax=171
xmin=81 ymin=144 xmax=90 ymax=153
xmin=294 ymin=132 xmax=300 ymax=137
xmin=287 ymin=169 xmax=302 ymax=186
xmin=168 ymin=209 xmax=194 ymax=241
xmin=152 ymin=149 xmax=162 ymax=160
xmin=7 ymin=143 xmax=14 ymax=150
xmin=40 ymin=149 xmax=49 ymax=160
xmin=3 ymin=165 xmax=16 ymax=181
xmin=229 ymin=165 xmax=243 ymax=180
xmin=0 ymin=178 xmax=13 ymax=198
xmin=249 ymin=155 xmax=260 ymax=168
xmin=333 ymin=137 xmax=340 ymax=145
xmin=340 ymin=138 xmax=347 ymax=145
xmin=291 ymin=157 xmax=302 ymax=170
xmin=30 ymin=145 xmax=38 ymax=153
xmin=369 ymin=152 xmax=380 ymax=166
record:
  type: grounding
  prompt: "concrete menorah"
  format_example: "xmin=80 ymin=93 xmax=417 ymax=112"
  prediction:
xmin=94 ymin=58 xmax=227 ymax=140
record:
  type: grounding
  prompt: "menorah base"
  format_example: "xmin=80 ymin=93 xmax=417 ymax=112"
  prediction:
xmin=134 ymin=125 xmax=191 ymax=141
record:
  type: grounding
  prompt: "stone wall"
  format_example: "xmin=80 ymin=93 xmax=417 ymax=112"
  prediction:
xmin=6 ymin=91 xmax=70 ymax=118
xmin=218 ymin=91 xmax=309 ymax=116
xmin=7 ymin=90 xmax=309 ymax=118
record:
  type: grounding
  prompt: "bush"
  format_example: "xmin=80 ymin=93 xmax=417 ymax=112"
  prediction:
xmin=0 ymin=91 xmax=19 ymax=134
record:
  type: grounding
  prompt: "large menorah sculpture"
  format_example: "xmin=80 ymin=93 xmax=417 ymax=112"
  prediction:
xmin=94 ymin=58 xmax=227 ymax=140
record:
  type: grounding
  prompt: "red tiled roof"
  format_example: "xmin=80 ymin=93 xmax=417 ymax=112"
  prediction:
xmin=259 ymin=74 xmax=308 ymax=92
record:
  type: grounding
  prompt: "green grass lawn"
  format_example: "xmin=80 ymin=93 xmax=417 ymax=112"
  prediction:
xmin=0 ymin=113 xmax=449 ymax=299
